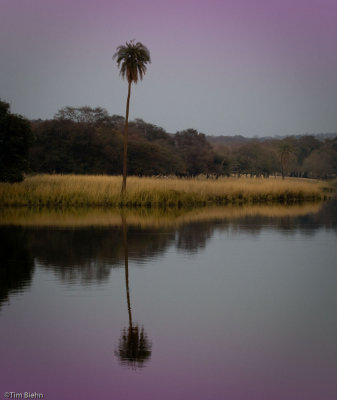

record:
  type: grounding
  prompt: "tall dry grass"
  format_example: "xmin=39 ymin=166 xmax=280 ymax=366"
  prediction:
xmin=0 ymin=174 xmax=330 ymax=207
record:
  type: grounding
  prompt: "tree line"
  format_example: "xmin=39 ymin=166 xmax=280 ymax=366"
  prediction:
xmin=29 ymin=106 xmax=337 ymax=179
xmin=1 ymin=100 xmax=337 ymax=182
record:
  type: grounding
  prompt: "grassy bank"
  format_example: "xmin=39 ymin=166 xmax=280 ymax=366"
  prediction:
xmin=0 ymin=174 xmax=331 ymax=208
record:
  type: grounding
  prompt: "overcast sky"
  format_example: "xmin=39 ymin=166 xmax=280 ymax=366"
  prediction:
xmin=1 ymin=0 xmax=337 ymax=137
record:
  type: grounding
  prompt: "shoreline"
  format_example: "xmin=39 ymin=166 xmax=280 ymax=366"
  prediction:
xmin=0 ymin=174 xmax=334 ymax=208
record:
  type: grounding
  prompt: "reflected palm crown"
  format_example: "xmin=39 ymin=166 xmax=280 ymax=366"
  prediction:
xmin=116 ymin=325 xmax=151 ymax=368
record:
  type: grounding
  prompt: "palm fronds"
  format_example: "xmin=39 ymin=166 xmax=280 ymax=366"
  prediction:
xmin=113 ymin=40 xmax=151 ymax=84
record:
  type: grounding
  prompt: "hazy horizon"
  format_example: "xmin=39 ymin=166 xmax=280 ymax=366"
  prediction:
xmin=24 ymin=108 xmax=337 ymax=139
xmin=1 ymin=0 xmax=337 ymax=137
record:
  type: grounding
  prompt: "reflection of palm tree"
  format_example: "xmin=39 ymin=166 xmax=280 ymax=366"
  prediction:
xmin=116 ymin=325 xmax=152 ymax=368
xmin=115 ymin=215 xmax=152 ymax=368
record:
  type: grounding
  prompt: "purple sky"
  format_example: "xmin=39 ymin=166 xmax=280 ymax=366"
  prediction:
xmin=1 ymin=0 xmax=337 ymax=136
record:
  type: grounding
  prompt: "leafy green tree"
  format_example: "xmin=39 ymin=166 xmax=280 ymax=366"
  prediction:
xmin=277 ymin=139 xmax=294 ymax=179
xmin=113 ymin=40 xmax=151 ymax=193
xmin=303 ymin=138 xmax=337 ymax=178
xmin=175 ymin=129 xmax=214 ymax=176
xmin=233 ymin=141 xmax=278 ymax=177
xmin=30 ymin=118 xmax=123 ymax=175
xmin=212 ymin=144 xmax=233 ymax=177
xmin=126 ymin=120 xmax=184 ymax=175
xmin=54 ymin=106 xmax=110 ymax=125
xmin=0 ymin=100 xmax=33 ymax=182
xmin=132 ymin=118 xmax=174 ymax=144
xmin=288 ymin=135 xmax=321 ymax=177
xmin=297 ymin=135 xmax=320 ymax=164
xmin=128 ymin=140 xmax=185 ymax=176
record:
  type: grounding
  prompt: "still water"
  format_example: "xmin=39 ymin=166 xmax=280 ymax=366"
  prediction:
xmin=1 ymin=202 xmax=337 ymax=400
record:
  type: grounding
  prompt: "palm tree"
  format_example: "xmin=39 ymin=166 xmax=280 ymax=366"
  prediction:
xmin=113 ymin=40 xmax=151 ymax=194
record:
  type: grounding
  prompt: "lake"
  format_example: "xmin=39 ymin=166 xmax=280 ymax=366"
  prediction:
xmin=1 ymin=202 xmax=337 ymax=400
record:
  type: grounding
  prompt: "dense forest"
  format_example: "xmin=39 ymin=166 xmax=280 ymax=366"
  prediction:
xmin=0 ymin=100 xmax=33 ymax=182
xmin=29 ymin=106 xmax=337 ymax=179
xmin=2 ymin=101 xmax=337 ymax=181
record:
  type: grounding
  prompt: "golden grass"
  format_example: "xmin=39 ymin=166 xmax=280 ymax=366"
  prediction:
xmin=0 ymin=174 xmax=331 ymax=208
xmin=0 ymin=203 xmax=323 ymax=228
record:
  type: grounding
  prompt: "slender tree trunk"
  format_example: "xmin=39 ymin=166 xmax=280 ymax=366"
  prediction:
xmin=122 ymin=215 xmax=132 ymax=329
xmin=281 ymin=154 xmax=285 ymax=179
xmin=121 ymin=81 xmax=132 ymax=194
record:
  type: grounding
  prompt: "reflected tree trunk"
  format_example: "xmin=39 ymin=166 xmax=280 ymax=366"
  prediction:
xmin=122 ymin=214 xmax=132 ymax=328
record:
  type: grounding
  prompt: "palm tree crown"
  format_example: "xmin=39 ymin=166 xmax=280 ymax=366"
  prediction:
xmin=113 ymin=40 xmax=151 ymax=84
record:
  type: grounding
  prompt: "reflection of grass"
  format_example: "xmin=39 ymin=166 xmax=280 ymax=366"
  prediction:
xmin=0 ymin=203 xmax=323 ymax=228
xmin=0 ymin=174 xmax=331 ymax=207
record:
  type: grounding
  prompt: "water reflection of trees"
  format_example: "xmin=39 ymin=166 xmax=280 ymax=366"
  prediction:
xmin=176 ymin=222 xmax=214 ymax=253
xmin=228 ymin=201 xmax=337 ymax=236
xmin=115 ymin=216 xmax=152 ymax=369
xmin=27 ymin=227 xmax=175 ymax=284
xmin=1 ymin=201 xmax=335 ymax=286
xmin=29 ymin=228 xmax=123 ymax=283
xmin=0 ymin=227 xmax=34 ymax=309
xmin=175 ymin=201 xmax=336 ymax=248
